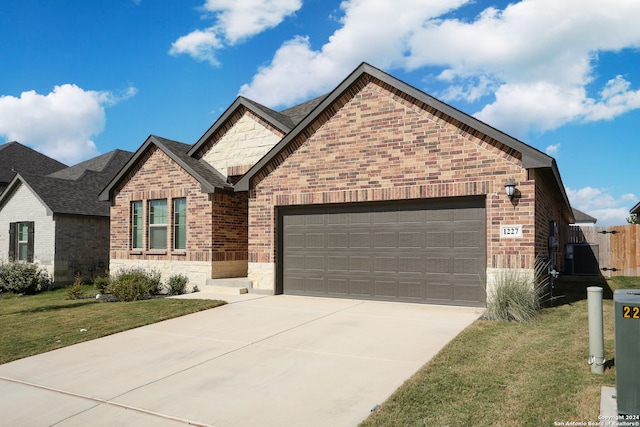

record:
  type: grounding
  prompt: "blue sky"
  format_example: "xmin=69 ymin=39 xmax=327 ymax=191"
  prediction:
xmin=1 ymin=0 xmax=640 ymax=225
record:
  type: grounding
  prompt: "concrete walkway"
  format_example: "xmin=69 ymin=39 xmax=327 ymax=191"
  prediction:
xmin=0 ymin=295 xmax=483 ymax=427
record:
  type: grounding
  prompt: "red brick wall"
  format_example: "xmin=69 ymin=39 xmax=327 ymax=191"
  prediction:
xmin=534 ymin=169 xmax=569 ymax=269
xmin=110 ymin=145 xmax=247 ymax=266
xmin=248 ymin=75 xmax=538 ymax=269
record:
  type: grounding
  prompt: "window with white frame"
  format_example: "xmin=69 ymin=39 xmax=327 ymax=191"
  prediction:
xmin=131 ymin=201 xmax=143 ymax=249
xmin=173 ymin=198 xmax=186 ymax=250
xmin=148 ymin=199 xmax=167 ymax=250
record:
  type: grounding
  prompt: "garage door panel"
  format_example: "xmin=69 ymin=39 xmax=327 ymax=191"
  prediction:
xmin=304 ymin=277 xmax=325 ymax=293
xmin=454 ymin=230 xmax=480 ymax=248
xmin=327 ymin=256 xmax=348 ymax=272
xmin=306 ymin=256 xmax=325 ymax=271
xmin=351 ymin=256 xmax=373 ymax=272
xmin=398 ymin=257 xmax=423 ymax=274
xmin=425 ymin=257 xmax=451 ymax=274
xmin=281 ymin=199 xmax=486 ymax=306
xmin=286 ymin=276 xmax=304 ymax=292
xmin=328 ymin=233 xmax=348 ymax=248
xmin=454 ymin=258 xmax=481 ymax=274
xmin=426 ymin=282 xmax=455 ymax=301
xmin=374 ymin=257 xmax=398 ymax=273
xmin=328 ymin=278 xmax=348 ymax=294
xmin=350 ymin=212 xmax=371 ymax=224
xmin=350 ymin=233 xmax=371 ymax=248
xmin=426 ymin=232 xmax=452 ymax=248
xmin=374 ymin=280 xmax=398 ymax=298
xmin=285 ymin=254 xmax=305 ymax=270
xmin=399 ymin=232 xmax=423 ymax=248
xmin=398 ymin=281 xmax=424 ymax=299
xmin=327 ymin=213 xmax=348 ymax=225
xmin=374 ymin=232 xmax=397 ymax=248
xmin=305 ymin=233 xmax=324 ymax=248
xmin=349 ymin=280 xmax=372 ymax=296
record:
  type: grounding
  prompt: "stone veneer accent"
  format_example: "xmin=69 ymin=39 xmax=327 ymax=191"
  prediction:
xmin=109 ymin=145 xmax=248 ymax=288
xmin=247 ymin=75 xmax=568 ymax=297
xmin=247 ymin=262 xmax=275 ymax=293
xmin=201 ymin=111 xmax=283 ymax=178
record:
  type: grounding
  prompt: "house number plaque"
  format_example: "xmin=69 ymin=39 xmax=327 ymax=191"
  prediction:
xmin=500 ymin=225 xmax=522 ymax=238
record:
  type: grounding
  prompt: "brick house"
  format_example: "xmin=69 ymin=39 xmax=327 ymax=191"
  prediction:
xmin=101 ymin=63 xmax=573 ymax=307
xmin=99 ymin=97 xmax=323 ymax=285
xmin=0 ymin=150 xmax=132 ymax=283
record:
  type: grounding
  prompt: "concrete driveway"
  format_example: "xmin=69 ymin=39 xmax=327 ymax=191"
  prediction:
xmin=0 ymin=294 xmax=482 ymax=427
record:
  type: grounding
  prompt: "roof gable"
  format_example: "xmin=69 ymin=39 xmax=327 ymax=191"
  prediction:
xmin=188 ymin=98 xmax=292 ymax=159
xmin=188 ymin=95 xmax=328 ymax=159
xmin=233 ymin=63 xmax=573 ymax=221
xmin=99 ymin=135 xmax=232 ymax=202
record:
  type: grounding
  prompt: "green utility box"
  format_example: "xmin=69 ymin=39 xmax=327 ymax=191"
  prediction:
xmin=614 ymin=289 xmax=640 ymax=416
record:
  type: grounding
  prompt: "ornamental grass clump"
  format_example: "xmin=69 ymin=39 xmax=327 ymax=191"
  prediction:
xmin=484 ymin=258 xmax=550 ymax=322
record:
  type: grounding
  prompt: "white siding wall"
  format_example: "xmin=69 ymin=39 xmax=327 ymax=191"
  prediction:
xmin=0 ymin=182 xmax=56 ymax=277
xmin=202 ymin=114 xmax=281 ymax=177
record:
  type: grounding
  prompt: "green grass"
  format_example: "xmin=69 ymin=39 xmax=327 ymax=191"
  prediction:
xmin=361 ymin=276 xmax=640 ymax=426
xmin=0 ymin=285 xmax=225 ymax=364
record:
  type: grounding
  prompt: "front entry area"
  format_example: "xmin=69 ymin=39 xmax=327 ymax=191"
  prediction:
xmin=279 ymin=197 xmax=486 ymax=306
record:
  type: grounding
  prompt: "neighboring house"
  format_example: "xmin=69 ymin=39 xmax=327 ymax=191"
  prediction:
xmin=0 ymin=141 xmax=67 ymax=195
xmin=572 ymin=208 xmax=597 ymax=226
xmin=630 ymin=201 xmax=640 ymax=220
xmin=0 ymin=150 xmax=132 ymax=284
xmin=101 ymin=63 xmax=574 ymax=307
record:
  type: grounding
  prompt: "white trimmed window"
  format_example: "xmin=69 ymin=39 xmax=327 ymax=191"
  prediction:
xmin=148 ymin=199 xmax=167 ymax=250
xmin=173 ymin=198 xmax=186 ymax=250
xmin=131 ymin=201 xmax=143 ymax=249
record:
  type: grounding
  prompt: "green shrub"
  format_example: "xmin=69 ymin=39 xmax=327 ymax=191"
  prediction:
xmin=65 ymin=275 xmax=86 ymax=300
xmin=106 ymin=269 xmax=162 ymax=302
xmin=146 ymin=270 xmax=162 ymax=296
xmin=484 ymin=258 xmax=549 ymax=322
xmin=167 ymin=274 xmax=189 ymax=295
xmin=93 ymin=276 xmax=110 ymax=294
xmin=0 ymin=261 xmax=51 ymax=295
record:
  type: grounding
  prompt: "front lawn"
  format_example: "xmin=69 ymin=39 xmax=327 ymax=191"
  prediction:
xmin=361 ymin=276 xmax=640 ymax=426
xmin=0 ymin=285 xmax=225 ymax=364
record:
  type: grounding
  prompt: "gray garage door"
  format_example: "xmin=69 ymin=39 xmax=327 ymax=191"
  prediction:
xmin=279 ymin=198 xmax=486 ymax=306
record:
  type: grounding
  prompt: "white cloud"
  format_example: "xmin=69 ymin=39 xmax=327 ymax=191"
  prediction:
xmin=169 ymin=29 xmax=223 ymax=66
xmin=545 ymin=144 xmax=560 ymax=156
xmin=170 ymin=0 xmax=301 ymax=65
xmin=567 ymin=186 xmax=637 ymax=226
xmin=240 ymin=0 xmax=470 ymax=106
xmin=240 ymin=0 xmax=640 ymax=135
xmin=0 ymin=84 xmax=136 ymax=165
xmin=204 ymin=0 xmax=302 ymax=43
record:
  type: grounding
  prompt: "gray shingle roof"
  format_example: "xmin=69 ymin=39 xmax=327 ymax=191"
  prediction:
xmin=279 ymin=94 xmax=328 ymax=126
xmin=0 ymin=141 xmax=67 ymax=184
xmin=99 ymin=135 xmax=232 ymax=202
xmin=1 ymin=149 xmax=133 ymax=217
xmin=630 ymin=201 xmax=640 ymax=216
xmin=572 ymin=208 xmax=597 ymax=224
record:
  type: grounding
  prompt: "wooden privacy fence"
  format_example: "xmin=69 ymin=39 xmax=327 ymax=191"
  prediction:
xmin=568 ymin=224 xmax=640 ymax=277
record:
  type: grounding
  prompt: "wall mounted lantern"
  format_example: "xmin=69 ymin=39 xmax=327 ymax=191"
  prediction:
xmin=504 ymin=180 xmax=516 ymax=200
